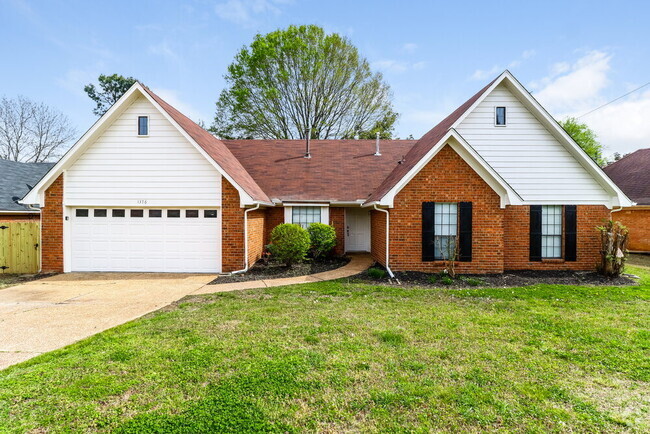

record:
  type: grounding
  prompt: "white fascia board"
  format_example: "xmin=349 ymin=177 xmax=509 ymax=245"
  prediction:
xmin=379 ymin=130 xmax=521 ymax=209
xmin=21 ymin=84 xmax=145 ymax=205
xmin=451 ymin=70 xmax=633 ymax=208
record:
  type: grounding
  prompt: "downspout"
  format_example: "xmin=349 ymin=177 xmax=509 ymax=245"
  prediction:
xmin=229 ymin=204 xmax=261 ymax=275
xmin=373 ymin=204 xmax=398 ymax=282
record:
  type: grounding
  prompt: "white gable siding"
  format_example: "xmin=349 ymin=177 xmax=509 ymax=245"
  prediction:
xmin=65 ymin=96 xmax=221 ymax=207
xmin=457 ymin=83 xmax=610 ymax=203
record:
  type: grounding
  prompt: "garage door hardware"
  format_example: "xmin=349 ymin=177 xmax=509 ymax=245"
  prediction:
xmin=0 ymin=225 xmax=8 ymax=230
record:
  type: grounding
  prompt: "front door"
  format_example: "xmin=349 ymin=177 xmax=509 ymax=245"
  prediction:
xmin=345 ymin=208 xmax=371 ymax=252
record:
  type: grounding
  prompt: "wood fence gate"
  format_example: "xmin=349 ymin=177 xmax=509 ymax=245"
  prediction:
xmin=0 ymin=222 xmax=40 ymax=274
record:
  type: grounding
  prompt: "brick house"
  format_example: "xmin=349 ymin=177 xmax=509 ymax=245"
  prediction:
xmin=603 ymin=149 xmax=650 ymax=252
xmin=0 ymin=159 xmax=53 ymax=221
xmin=21 ymin=71 xmax=631 ymax=275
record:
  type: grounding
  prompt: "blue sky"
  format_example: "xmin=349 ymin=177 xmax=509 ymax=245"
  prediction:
xmin=2 ymin=0 xmax=648 ymax=157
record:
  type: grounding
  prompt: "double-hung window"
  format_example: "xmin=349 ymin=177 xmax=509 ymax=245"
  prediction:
xmin=292 ymin=206 xmax=321 ymax=229
xmin=138 ymin=116 xmax=149 ymax=136
xmin=434 ymin=202 xmax=458 ymax=260
xmin=541 ymin=205 xmax=562 ymax=258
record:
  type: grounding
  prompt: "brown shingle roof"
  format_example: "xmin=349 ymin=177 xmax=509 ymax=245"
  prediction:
xmin=603 ymin=148 xmax=650 ymax=205
xmin=140 ymin=85 xmax=271 ymax=204
xmin=365 ymin=78 xmax=497 ymax=204
xmin=223 ymin=140 xmax=417 ymax=202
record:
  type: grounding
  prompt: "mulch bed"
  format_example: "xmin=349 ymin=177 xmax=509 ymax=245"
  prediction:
xmin=350 ymin=267 xmax=638 ymax=288
xmin=209 ymin=256 xmax=351 ymax=284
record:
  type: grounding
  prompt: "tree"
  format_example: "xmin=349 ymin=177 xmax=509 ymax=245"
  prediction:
xmin=560 ymin=117 xmax=606 ymax=166
xmin=84 ymin=74 xmax=137 ymax=116
xmin=211 ymin=25 xmax=397 ymax=140
xmin=0 ymin=96 xmax=76 ymax=162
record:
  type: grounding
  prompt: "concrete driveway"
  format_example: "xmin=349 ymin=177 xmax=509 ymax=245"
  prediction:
xmin=0 ymin=273 xmax=215 ymax=370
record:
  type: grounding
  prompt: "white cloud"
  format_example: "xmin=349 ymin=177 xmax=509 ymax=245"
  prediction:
xmin=533 ymin=51 xmax=610 ymax=113
xmin=402 ymin=43 xmax=417 ymax=54
xmin=470 ymin=49 xmax=536 ymax=81
xmin=57 ymin=64 xmax=104 ymax=98
xmin=372 ymin=59 xmax=427 ymax=74
xmin=532 ymin=50 xmax=650 ymax=155
xmin=148 ymin=41 xmax=180 ymax=63
xmin=214 ymin=0 xmax=289 ymax=26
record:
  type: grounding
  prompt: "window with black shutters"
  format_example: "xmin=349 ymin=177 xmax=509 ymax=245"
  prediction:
xmin=422 ymin=201 xmax=472 ymax=262
xmin=530 ymin=205 xmax=577 ymax=261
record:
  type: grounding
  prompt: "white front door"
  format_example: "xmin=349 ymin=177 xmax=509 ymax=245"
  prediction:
xmin=69 ymin=208 xmax=221 ymax=273
xmin=345 ymin=208 xmax=371 ymax=252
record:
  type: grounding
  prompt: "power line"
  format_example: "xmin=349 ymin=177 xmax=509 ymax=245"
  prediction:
xmin=577 ymin=80 xmax=650 ymax=119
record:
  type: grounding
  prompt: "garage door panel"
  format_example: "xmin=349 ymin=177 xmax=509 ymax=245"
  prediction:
xmin=70 ymin=208 xmax=221 ymax=273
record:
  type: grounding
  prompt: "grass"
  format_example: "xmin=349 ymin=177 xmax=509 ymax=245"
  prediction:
xmin=0 ymin=266 xmax=649 ymax=432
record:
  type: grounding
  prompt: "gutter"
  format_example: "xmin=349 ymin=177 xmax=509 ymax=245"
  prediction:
xmin=229 ymin=203 xmax=261 ymax=275
xmin=372 ymin=204 xmax=399 ymax=283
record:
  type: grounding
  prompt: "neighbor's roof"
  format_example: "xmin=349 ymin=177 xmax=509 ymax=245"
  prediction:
xmin=603 ymin=148 xmax=650 ymax=205
xmin=0 ymin=159 xmax=54 ymax=212
xmin=140 ymin=85 xmax=272 ymax=204
xmin=365 ymin=78 xmax=497 ymax=204
xmin=224 ymin=140 xmax=417 ymax=202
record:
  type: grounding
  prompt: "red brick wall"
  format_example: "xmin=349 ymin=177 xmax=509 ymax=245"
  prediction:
xmin=388 ymin=145 xmax=505 ymax=274
xmin=247 ymin=209 xmax=266 ymax=266
xmin=41 ymin=174 xmax=64 ymax=273
xmin=0 ymin=214 xmax=40 ymax=222
xmin=221 ymin=178 xmax=245 ymax=272
xmin=613 ymin=207 xmax=650 ymax=252
xmin=503 ymin=205 xmax=610 ymax=270
xmin=371 ymin=210 xmax=386 ymax=265
xmin=265 ymin=207 xmax=284 ymax=245
xmin=329 ymin=207 xmax=345 ymax=255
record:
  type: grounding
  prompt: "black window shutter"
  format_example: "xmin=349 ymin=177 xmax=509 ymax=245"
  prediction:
xmin=529 ymin=205 xmax=542 ymax=262
xmin=458 ymin=202 xmax=472 ymax=262
xmin=565 ymin=205 xmax=577 ymax=261
xmin=422 ymin=202 xmax=436 ymax=261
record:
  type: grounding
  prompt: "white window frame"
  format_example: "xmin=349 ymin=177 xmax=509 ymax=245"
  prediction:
xmin=137 ymin=115 xmax=149 ymax=137
xmin=541 ymin=205 xmax=563 ymax=259
xmin=284 ymin=204 xmax=329 ymax=228
xmin=433 ymin=202 xmax=458 ymax=260
xmin=494 ymin=106 xmax=507 ymax=127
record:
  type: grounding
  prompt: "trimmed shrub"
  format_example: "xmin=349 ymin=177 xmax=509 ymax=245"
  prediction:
xmin=367 ymin=267 xmax=387 ymax=279
xmin=307 ymin=223 xmax=337 ymax=259
xmin=267 ymin=224 xmax=310 ymax=266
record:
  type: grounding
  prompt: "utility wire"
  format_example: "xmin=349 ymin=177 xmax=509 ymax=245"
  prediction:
xmin=577 ymin=80 xmax=650 ymax=118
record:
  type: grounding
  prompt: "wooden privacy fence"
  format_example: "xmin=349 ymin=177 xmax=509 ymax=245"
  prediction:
xmin=0 ymin=221 xmax=40 ymax=274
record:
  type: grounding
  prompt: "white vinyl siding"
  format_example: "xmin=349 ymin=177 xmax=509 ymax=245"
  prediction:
xmin=65 ymin=95 xmax=221 ymax=207
xmin=457 ymin=83 xmax=610 ymax=203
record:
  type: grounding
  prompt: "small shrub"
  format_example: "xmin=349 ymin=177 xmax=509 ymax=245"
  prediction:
xmin=461 ymin=276 xmax=484 ymax=287
xmin=440 ymin=275 xmax=454 ymax=286
xmin=307 ymin=223 xmax=337 ymax=259
xmin=427 ymin=274 xmax=439 ymax=284
xmin=367 ymin=267 xmax=387 ymax=279
xmin=267 ymin=224 xmax=310 ymax=266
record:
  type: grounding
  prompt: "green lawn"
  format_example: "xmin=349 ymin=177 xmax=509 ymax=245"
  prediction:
xmin=1 ymin=268 xmax=649 ymax=432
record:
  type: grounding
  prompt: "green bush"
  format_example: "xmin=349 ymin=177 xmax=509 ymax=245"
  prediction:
xmin=267 ymin=224 xmax=311 ymax=266
xmin=440 ymin=275 xmax=454 ymax=285
xmin=307 ymin=223 xmax=337 ymax=259
xmin=460 ymin=276 xmax=484 ymax=287
xmin=367 ymin=267 xmax=387 ymax=279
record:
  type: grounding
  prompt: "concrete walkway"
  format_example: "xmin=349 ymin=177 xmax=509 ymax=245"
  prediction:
xmin=0 ymin=254 xmax=371 ymax=370
xmin=192 ymin=253 xmax=373 ymax=294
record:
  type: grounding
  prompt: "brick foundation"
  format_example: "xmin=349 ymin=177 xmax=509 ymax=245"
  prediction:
xmin=613 ymin=207 xmax=650 ymax=252
xmin=41 ymin=174 xmax=64 ymax=273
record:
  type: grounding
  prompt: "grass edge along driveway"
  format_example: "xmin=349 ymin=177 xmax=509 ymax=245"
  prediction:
xmin=0 ymin=266 xmax=649 ymax=432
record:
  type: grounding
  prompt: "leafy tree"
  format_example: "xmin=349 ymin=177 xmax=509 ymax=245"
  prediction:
xmin=84 ymin=74 xmax=137 ymax=116
xmin=0 ymin=96 xmax=76 ymax=162
xmin=212 ymin=25 xmax=397 ymax=140
xmin=560 ymin=117 xmax=606 ymax=166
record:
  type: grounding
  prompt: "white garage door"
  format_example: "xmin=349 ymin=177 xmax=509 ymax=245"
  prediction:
xmin=70 ymin=208 xmax=221 ymax=273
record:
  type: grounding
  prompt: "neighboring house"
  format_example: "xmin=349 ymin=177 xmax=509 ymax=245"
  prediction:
xmin=21 ymin=71 xmax=631 ymax=274
xmin=603 ymin=149 xmax=650 ymax=252
xmin=0 ymin=159 xmax=54 ymax=221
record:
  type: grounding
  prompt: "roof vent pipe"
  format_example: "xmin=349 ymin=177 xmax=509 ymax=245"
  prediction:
xmin=374 ymin=131 xmax=382 ymax=156
xmin=304 ymin=125 xmax=311 ymax=159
